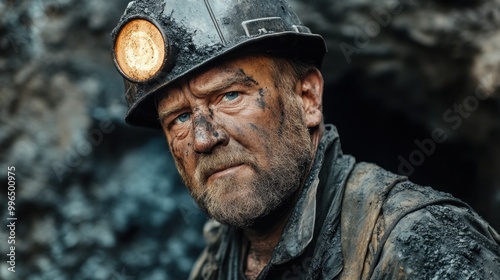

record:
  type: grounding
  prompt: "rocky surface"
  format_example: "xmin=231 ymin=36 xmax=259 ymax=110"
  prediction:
xmin=0 ymin=0 xmax=499 ymax=279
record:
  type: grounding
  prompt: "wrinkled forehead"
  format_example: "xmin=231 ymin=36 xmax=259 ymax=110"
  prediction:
xmin=156 ymin=54 xmax=275 ymax=102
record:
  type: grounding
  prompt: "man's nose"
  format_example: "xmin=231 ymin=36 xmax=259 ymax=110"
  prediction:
xmin=192 ymin=112 xmax=229 ymax=154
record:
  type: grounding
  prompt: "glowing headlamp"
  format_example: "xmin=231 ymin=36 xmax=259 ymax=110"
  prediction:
xmin=114 ymin=18 xmax=168 ymax=83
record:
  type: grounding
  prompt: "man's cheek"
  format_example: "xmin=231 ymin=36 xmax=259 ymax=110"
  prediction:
xmin=168 ymin=139 xmax=190 ymax=172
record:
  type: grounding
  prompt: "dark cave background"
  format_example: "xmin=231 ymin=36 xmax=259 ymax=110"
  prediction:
xmin=0 ymin=0 xmax=499 ymax=279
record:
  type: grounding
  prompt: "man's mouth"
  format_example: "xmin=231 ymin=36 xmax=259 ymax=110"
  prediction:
xmin=206 ymin=163 xmax=245 ymax=183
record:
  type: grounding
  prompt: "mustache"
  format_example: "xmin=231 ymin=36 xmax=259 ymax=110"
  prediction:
xmin=195 ymin=149 xmax=256 ymax=184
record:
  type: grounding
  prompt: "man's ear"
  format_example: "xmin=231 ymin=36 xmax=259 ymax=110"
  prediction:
xmin=299 ymin=68 xmax=324 ymax=128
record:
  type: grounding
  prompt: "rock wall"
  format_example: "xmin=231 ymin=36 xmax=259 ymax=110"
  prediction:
xmin=0 ymin=0 xmax=498 ymax=279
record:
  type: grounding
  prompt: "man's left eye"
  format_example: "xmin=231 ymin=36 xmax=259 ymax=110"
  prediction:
xmin=223 ymin=92 xmax=240 ymax=101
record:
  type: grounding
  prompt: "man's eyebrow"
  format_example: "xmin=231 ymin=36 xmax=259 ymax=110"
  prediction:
xmin=205 ymin=69 xmax=258 ymax=93
xmin=158 ymin=104 xmax=184 ymax=122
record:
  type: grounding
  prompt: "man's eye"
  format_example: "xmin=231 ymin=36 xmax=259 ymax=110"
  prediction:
xmin=223 ymin=91 xmax=240 ymax=101
xmin=175 ymin=113 xmax=191 ymax=124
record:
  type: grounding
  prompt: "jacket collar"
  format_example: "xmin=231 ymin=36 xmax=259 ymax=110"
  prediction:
xmin=271 ymin=124 xmax=351 ymax=265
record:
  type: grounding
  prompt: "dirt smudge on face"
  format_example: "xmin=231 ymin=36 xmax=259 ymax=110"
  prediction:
xmin=170 ymin=138 xmax=187 ymax=171
xmin=193 ymin=113 xmax=225 ymax=148
xmin=247 ymin=123 xmax=269 ymax=138
xmin=234 ymin=123 xmax=244 ymax=137
xmin=257 ymin=88 xmax=266 ymax=110
xmin=248 ymin=123 xmax=258 ymax=131
xmin=276 ymin=94 xmax=285 ymax=136
xmin=237 ymin=69 xmax=258 ymax=87
xmin=194 ymin=114 xmax=216 ymax=141
xmin=247 ymin=122 xmax=272 ymax=155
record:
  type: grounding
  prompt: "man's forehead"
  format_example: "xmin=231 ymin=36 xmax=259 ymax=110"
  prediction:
xmin=189 ymin=54 xmax=269 ymax=88
xmin=158 ymin=54 xmax=272 ymax=100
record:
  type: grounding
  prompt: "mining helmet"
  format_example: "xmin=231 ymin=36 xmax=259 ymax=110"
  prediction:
xmin=111 ymin=0 xmax=327 ymax=129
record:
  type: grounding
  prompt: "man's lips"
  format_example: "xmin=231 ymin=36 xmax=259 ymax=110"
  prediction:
xmin=206 ymin=163 xmax=245 ymax=182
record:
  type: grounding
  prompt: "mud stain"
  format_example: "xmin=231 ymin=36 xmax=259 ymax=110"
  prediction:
xmin=238 ymin=69 xmax=259 ymax=87
xmin=247 ymin=122 xmax=272 ymax=155
xmin=194 ymin=114 xmax=216 ymax=141
xmin=170 ymin=139 xmax=186 ymax=170
xmin=257 ymin=88 xmax=266 ymax=110
xmin=277 ymin=94 xmax=285 ymax=136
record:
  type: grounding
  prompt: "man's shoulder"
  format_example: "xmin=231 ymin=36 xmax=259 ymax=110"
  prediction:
xmin=342 ymin=161 xmax=470 ymax=222
xmin=371 ymin=202 xmax=500 ymax=279
xmin=344 ymin=161 xmax=456 ymax=202
xmin=340 ymin=162 xmax=500 ymax=279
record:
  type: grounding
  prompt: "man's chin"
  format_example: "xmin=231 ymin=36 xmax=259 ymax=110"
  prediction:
xmin=211 ymin=203 xmax=285 ymax=229
xmin=203 ymin=197 xmax=270 ymax=228
xmin=212 ymin=215 xmax=259 ymax=229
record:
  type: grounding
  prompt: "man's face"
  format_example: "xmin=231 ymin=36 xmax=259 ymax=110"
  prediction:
xmin=157 ymin=55 xmax=315 ymax=228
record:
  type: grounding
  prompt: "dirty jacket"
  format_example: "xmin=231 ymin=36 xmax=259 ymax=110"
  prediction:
xmin=189 ymin=124 xmax=500 ymax=280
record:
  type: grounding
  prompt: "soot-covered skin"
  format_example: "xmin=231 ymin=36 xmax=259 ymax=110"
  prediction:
xmin=156 ymin=54 xmax=298 ymax=194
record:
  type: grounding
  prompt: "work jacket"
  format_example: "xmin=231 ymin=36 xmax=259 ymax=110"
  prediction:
xmin=190 ymin=124 xmax=500 ymax=279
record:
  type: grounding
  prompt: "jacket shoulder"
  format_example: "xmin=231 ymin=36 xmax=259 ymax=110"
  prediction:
xmin=340 ymin=162 xmax=500 ymax=279
xmin=340 ymin=162 xmax=407 ymax=279
xmin=369 ymin=201 xmax=500 ymax=279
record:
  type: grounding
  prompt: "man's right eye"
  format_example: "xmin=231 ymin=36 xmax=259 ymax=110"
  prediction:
xmin=174 ymin=113 xmax=191 ymax=124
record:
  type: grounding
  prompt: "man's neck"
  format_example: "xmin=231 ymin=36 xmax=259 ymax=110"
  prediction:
xmin=242 ymin=215 xmax=288 ymax=279
xmin=242 ymin=197 xmax=293 ymax=280
xmin=243 ymin=124 xmax=324 ymax=280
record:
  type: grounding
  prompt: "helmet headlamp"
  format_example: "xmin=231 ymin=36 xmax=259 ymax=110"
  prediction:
xmin=113 ymin=18 xmax=168 ymax=83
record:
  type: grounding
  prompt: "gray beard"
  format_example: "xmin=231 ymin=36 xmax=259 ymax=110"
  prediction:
xmin=197 ymin=143 xmax=311 ymax=228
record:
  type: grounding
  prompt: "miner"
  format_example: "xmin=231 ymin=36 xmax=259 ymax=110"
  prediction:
xmin=111 ymin=0 xmax=500 ymax=279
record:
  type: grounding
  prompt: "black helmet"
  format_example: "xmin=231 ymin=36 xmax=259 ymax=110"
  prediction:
xmin=111 ymin=0 xmax=327 ymax=129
